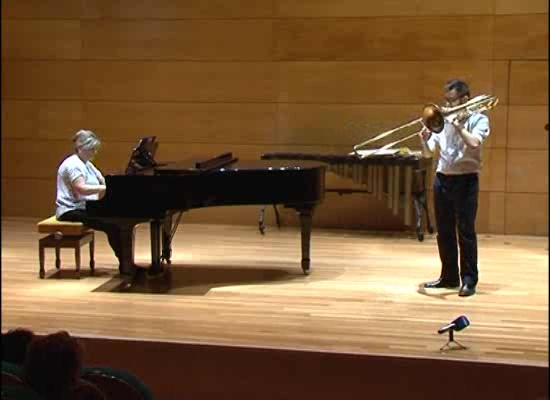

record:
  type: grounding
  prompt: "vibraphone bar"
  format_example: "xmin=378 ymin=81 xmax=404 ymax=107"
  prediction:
xmin=261 ymin=151 xmax=434 ymax=241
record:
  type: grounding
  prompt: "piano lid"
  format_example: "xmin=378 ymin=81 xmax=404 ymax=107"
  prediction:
xmin=154 ymin=153 xmax=325 ymax=175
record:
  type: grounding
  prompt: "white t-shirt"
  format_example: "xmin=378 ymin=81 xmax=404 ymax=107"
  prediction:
xmin=426 ymin=112 xmax=490 ymax=175
xmin=55 ymin=154 xmax=105 ymax=218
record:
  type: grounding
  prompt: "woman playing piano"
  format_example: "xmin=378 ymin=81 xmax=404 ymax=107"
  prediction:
xmin=56 ymin=130 xmax=128 ymax=274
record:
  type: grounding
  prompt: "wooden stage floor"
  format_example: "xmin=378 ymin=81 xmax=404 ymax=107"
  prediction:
xmin=2 ymin=217 xmax=548 ymax=368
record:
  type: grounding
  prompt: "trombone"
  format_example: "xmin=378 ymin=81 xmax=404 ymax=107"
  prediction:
xmin=352 ymin=94 xmax=499 ymax=158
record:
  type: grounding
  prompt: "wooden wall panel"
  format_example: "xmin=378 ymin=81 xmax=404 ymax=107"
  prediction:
xmin=84 ymin=102 xmax=278 ymax=144
xmin=81 ymin=0 xmax=274 ymax=19
xmin=278 ymin=62 xmax=423 ymax=104
xmin=275 ymin=0 xmax=495 ymax=17
xmin=485 ymin=106 xmax=507 ymax=149
xmin=507 ymin=106 xmax=549 ymax=150
xmin=416 ymin=0 xmax=495 ymax=15
xmin=278 ymin=61 xmax=507 ymax=104
xmin=505 ymin=193 xmax=548 ymax=235
xmin=276 ymin=0 xmax=417 ymax=17
xmin=505 ymin=150 xmax=548 ymax=193
xmin=276 ymin=104 xmax=421 ymax=146
xmin=1 ymin=0 xmax=83 ymax=18
xmin=80 ymin=62 xmax=278 ymax=102
xmin=2 ymin=140 xmax=74 ymax=179
xmin=1 ymin=62 xmax=81 ymax=100
xmin=1 ymin=178 xmax=56 ymax=217
xmin=1 ymin=101 xmax=84 ymax=140
xmin=494 ymin=16 xmax=548 ymax=60
xmin=1 ymin=20 xmax=81 ymax=60
xmin=477 ymin=192 xmax=506 ymax=234
xmin=81 ymin=20 xmax=274 ymax=61
xmin=275 ymin=17 xmax=494 ymax=61
xmin=509 ymin=61 xmax=549 ymax=105
xmin=479 ymin=148 xmax=506 ymax=192
xmin=495 ymin=0 xmax=549 ymax=15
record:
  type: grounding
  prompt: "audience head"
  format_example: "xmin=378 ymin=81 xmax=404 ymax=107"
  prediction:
xmin=2 ymin=327 xmax=35 ymax=365
xmin=24 ymin=330 xmax=84 ymax=400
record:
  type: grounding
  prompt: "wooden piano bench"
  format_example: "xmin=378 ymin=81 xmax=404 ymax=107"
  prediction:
xmin=37 ymin=216 xmax=95 ymax=279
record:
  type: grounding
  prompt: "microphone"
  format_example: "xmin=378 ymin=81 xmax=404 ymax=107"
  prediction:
xmin=438 ymin=316 xmax=470 ymax=334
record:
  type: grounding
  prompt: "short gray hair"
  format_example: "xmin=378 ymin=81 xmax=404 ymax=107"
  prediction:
xmin=73 ymin=130 xmax=101 ymax=151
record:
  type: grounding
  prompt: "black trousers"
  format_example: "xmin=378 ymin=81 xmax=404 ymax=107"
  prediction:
xmin=58 ymin=209 xmax=122 ymax=262
xmin=433 ymin=172 xmax=479 ymax=285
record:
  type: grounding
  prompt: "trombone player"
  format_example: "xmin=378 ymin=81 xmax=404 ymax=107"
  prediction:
xmin=420 ymin=79 xmax=490 ymax=297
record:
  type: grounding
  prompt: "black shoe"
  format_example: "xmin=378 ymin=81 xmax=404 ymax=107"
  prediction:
xmin=458 ymin=283 xmax=476 ymax=297
xmin=423 ymin=278 xmax=460 ymax=289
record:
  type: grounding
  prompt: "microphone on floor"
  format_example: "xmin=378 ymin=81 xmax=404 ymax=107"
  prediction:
xmin=438 ymin=315 xmax=470 ymax=334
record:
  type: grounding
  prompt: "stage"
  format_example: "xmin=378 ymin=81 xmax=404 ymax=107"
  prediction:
xmin=2 ymin=216 xmax=548 ymax=399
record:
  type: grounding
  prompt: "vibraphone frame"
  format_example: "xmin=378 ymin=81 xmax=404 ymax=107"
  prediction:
xmin=260 ymin=152 xmax=434 ymax=241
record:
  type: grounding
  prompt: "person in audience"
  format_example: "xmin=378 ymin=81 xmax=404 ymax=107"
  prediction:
xmin=2 ymin=328 xmax=35 ymax=365
xmin=23 ymin=330 xmax=84 ymax=400
xmin=56 ymin=129 xmax=134 ymax=275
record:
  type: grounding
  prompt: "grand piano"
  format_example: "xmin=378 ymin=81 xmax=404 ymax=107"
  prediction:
xmin=86 ymin=137 xmax=326 ymax=276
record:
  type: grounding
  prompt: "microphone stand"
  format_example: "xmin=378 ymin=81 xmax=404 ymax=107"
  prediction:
xmin=440 ymin=330 xmax=467 ymax=351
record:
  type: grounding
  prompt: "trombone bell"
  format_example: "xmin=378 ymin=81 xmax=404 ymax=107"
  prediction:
xmin=422 ymin=104 xmax=445 ymax=133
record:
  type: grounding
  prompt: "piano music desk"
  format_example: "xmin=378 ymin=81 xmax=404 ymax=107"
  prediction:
xmin=37 ymin=216 xmax=95 ymax=279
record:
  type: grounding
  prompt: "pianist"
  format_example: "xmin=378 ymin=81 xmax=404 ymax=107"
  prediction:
xmin=55 ymin=130 xmax=127 ymax=273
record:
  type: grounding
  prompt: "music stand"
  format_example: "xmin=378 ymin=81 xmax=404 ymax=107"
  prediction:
xmin=125 ymin=136 xmax=159 ymax=175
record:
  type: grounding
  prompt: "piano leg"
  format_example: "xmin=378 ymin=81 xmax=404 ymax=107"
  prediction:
xmin=296 ymin=206 xmax=313 ymax=275
xmin=149 ymin=219 xmax=164 ymax=275
xmin=161 ymin=215 xmax=173 ymax=264
xmin=118 ymin=223 xmax=137 ymax=276
xmin=258 ymin=205 xmax=267 ymax=235
xmin=258 ymin=205 xmax=282 ymax=235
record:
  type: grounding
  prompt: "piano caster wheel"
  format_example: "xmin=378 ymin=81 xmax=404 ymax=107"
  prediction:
xmin=417 ymin=232 xmax=424 ymax=242
xmin=39 ymin=270 xmax=45 ymax=279
xmin=259 ymin=224 xmax=265 ymax=235
xmin=427 ymin=226 xmax=434 ymax=234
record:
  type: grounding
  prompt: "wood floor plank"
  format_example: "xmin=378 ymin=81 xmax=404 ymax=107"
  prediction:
xmin=1 ymin=217 xmax=547 ymax=367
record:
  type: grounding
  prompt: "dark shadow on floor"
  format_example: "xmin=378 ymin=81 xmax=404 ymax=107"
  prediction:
xmin=44 ymin=268 xmax=113 ymax=280
xmin=92 ymin=264 xmax=303 ymax=295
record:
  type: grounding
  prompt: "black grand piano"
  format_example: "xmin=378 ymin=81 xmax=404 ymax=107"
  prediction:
xmin=86 ymin=137 xmax=326 ymax=276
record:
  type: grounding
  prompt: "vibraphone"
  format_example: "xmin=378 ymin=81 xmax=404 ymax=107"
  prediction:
xmin=260 ymin=150 xmax=434 ymax=241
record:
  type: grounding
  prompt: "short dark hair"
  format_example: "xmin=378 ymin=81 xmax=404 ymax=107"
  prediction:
xmin=24 ymin=331 xmax=84 ymax=400
xmin=444 ymin=79 xmax=470 ymax=98
xmin=2 ymin=328 xmax=35 ymax=365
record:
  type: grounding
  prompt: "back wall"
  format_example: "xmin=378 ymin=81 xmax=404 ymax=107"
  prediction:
xmin=2 ymin=0 xmax=548 ymax=235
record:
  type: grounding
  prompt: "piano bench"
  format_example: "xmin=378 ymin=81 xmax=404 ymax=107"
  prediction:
xmin=37 ymin=216 xmax=95 ymax=279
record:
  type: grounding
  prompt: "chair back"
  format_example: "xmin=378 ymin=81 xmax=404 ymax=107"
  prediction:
xmin=68 ymin=380 xmax=107 ymax=400
xmin=1 ymin=371 xmax=24 ymax=386
xmin=82 ymin=373 xmax=146 ymax=400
